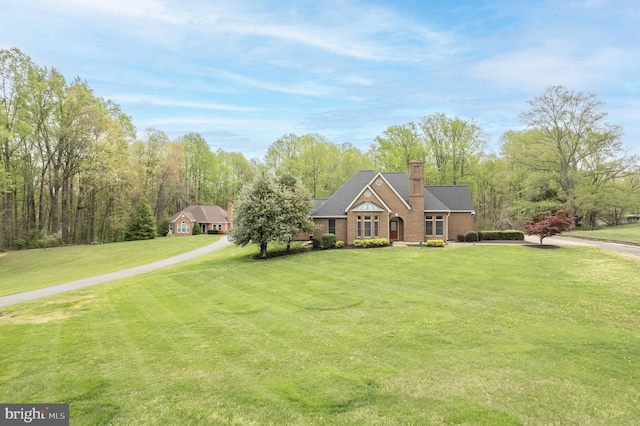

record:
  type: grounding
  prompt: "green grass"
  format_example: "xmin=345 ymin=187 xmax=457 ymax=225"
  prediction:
xmin=0 ymin=236 xmax=220 ymax=296
xmin=1 ymin=244 xmax=639 ymax=425
xmin=566 ymin=223 xmax=640 ymax=243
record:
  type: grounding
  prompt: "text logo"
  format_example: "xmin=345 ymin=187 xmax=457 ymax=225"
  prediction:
xmin=1 ymin=404 xmax=68 ymax=425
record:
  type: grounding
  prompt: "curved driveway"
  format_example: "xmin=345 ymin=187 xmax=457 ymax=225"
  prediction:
xmin=0 ymin=236 xmax=233 ymax=308
xmin=2 ymin=235 xmax=638 ymax=309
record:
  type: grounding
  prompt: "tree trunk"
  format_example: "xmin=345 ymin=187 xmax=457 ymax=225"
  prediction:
xmin=260 ymin=242 xmax=268 ymax=258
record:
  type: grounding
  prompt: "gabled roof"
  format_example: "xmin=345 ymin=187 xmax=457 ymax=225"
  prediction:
xmin=311 ymin=170 xmax=475 ymax=217
xmin=346 ymin=183 xmax=393 ymax=212
xmin=425 ymin=186 xmax=475 ymax=211
xmin=423 ymin=189 xmax=449 ymax=211
xmin=169 ymin=205 xmax=229 ymax=224
xmin=379 ymin=172 xmax=410 ymax=205
xmin=311 ymin=170 xmax=377 ymax=217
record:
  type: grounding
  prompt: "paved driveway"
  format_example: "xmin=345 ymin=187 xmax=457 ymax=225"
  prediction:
xmin=2 ymin=235 xmax=637 ymax=309
xmin=524 ymin=235 xmax=640 ymax=257
xmin=0 ymin=236 xmax=233 ymax=308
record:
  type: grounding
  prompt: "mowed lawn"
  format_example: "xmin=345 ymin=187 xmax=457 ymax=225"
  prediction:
xmin=567 ymin=223 xmax=640 ymax=244
xmin=0 ymin=236 xmax=220 ymax=297
xmin=1 ymin=243 xmax=639 ymax=425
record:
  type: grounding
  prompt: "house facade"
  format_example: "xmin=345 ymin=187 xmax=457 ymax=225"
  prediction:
xmin=310 ymin=161 xmax=475 ymax=244
xmin=168 ymin=204 xmax=233 ymax=236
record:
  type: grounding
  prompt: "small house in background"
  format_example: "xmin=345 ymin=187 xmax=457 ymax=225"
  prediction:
xmin=168 ymin=203 xmax=233 ymax=236
xmin=626 ymin=214 xmax=640 ymax=224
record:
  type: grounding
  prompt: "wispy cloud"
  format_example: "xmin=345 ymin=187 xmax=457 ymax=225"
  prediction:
xmin=2 ymin=0 xmax=638 ymax=156
xmin=54 ymin=0 xmax=189 ymax=24
xmin=470 ymin=48 xmax=600 ymax=89
xmin=207 ymin=68 xmax=336 ymax=98
xmin=52 ymin=0 xmax=454 ymax=63
xmin=111 ymin=94 xmax=262 ymax=112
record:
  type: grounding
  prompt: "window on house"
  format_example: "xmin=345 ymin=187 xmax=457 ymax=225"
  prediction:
xmin=364 ymin=216 xmax=372 ymax=237
xmin=178 ymin=221 xmax=190 ymax=233
xmin=328 ymin=219 xmax=336 ymax=235
xmin=425 ymin=215 xmax=433 ymax=236
xmin=374 ymin=216 xmax=379 ymax=237
xmin=356 ymin=216 xmax=361 ymax=238
xmin=436 ymin=216 xmax=444 ymax=236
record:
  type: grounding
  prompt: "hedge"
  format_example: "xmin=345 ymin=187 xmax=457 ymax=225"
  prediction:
xmin=481 ymin=230 xmax=525 ymax=241
xmin=354 ymin=238 xmax=391 ymax=248
xmin=426 ymin=239 xmax=445 ymax=247
xmin=312 ymin=237 xmax=322 ymax=248
xmin=322 ymin=233 xmax=337 ymax=249
xmin=465 ymin=231 xmax=479 ymax=242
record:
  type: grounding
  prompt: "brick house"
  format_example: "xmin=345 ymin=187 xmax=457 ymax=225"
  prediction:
xmin=310 ymin=161 xmax=475 ymax=244
xmin=168 ymin=204 xmax=233 ymax=236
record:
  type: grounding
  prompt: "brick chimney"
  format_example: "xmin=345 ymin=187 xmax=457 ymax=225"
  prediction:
xmin=226 ymin=202 xmax=234 ymax=230
xmin=406 ymin=161 xmax=425 ymax=242
xmin=409 ymin=160 xmax=424 ymax=198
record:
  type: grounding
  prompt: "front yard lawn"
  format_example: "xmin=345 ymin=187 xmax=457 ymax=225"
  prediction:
xmin=566 ymin=223 xmax=640 ymax=244
xmin=0 ymin=236 xmax=219 ymax=296
xmin=1 ymin=244 xmax=639 ymax=424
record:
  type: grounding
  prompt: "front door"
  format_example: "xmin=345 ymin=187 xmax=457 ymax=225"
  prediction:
xmin=390 ymin=220 xmax=398 ymax=240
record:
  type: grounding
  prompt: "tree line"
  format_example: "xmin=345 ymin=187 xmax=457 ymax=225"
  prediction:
xmin=2 ymin=47 xmax=639 ymax=249
xmin=0 ymin=48 xmax=254 ymax=249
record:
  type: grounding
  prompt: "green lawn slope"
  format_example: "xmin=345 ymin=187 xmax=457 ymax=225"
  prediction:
xmin=566 ymin=223 xmax=640 ymax=244
xmin=1 ymin=244 xmax=639 ymax=425
xmin=0 ymin=236 xmax=220 ymax=296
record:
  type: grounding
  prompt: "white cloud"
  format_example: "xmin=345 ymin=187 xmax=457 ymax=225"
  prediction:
xmin=111 ymin=94 xmax=262 ymax=112
xmin=54 ymin=0 xmax=188 ymax=24
xmin=209 ymin=68 xmax=337 ymax=98
xmin=141 ymin=116 xmax=288 ymax=131
xmin=469 ymin=45 xmax=631 ymax=90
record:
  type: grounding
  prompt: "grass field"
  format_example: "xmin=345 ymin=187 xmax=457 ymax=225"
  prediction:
xmin=1 ymin=243 xmax=639 ymax=425
xmin=567 ymin=223 xmax=640 ymax=244
xmin=0 ymin=236 xmax=220 ymax=297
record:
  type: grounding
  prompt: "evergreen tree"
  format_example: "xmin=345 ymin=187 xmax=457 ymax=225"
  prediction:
xmin=124 ymin=202 xmax=156 ymax=241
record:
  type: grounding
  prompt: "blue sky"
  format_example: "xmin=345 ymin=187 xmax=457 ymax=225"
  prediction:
xmin=2 ymin=0 xmax=639 ymax=159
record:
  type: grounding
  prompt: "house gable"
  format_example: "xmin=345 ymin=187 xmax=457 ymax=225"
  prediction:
xmin=367 ymin=173 xmax=411 ymax=210
xmin=345 ymin=184 xmax=392 ymax=213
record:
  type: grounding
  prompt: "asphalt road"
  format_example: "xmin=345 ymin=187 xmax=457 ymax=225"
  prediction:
xmin=0 ymin=236 xmax=233 ymax=308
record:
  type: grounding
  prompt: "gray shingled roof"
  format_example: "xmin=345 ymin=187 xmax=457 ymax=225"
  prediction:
xmin=425 ymin=186 xmax=474 ymax=211
xmin=169 ymin=205 xmax=229 ymax=224
xmin=311 ymin=171 xmax=474 ymax=217
xmin=311 ymin=170 xmax=377 ymax=217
